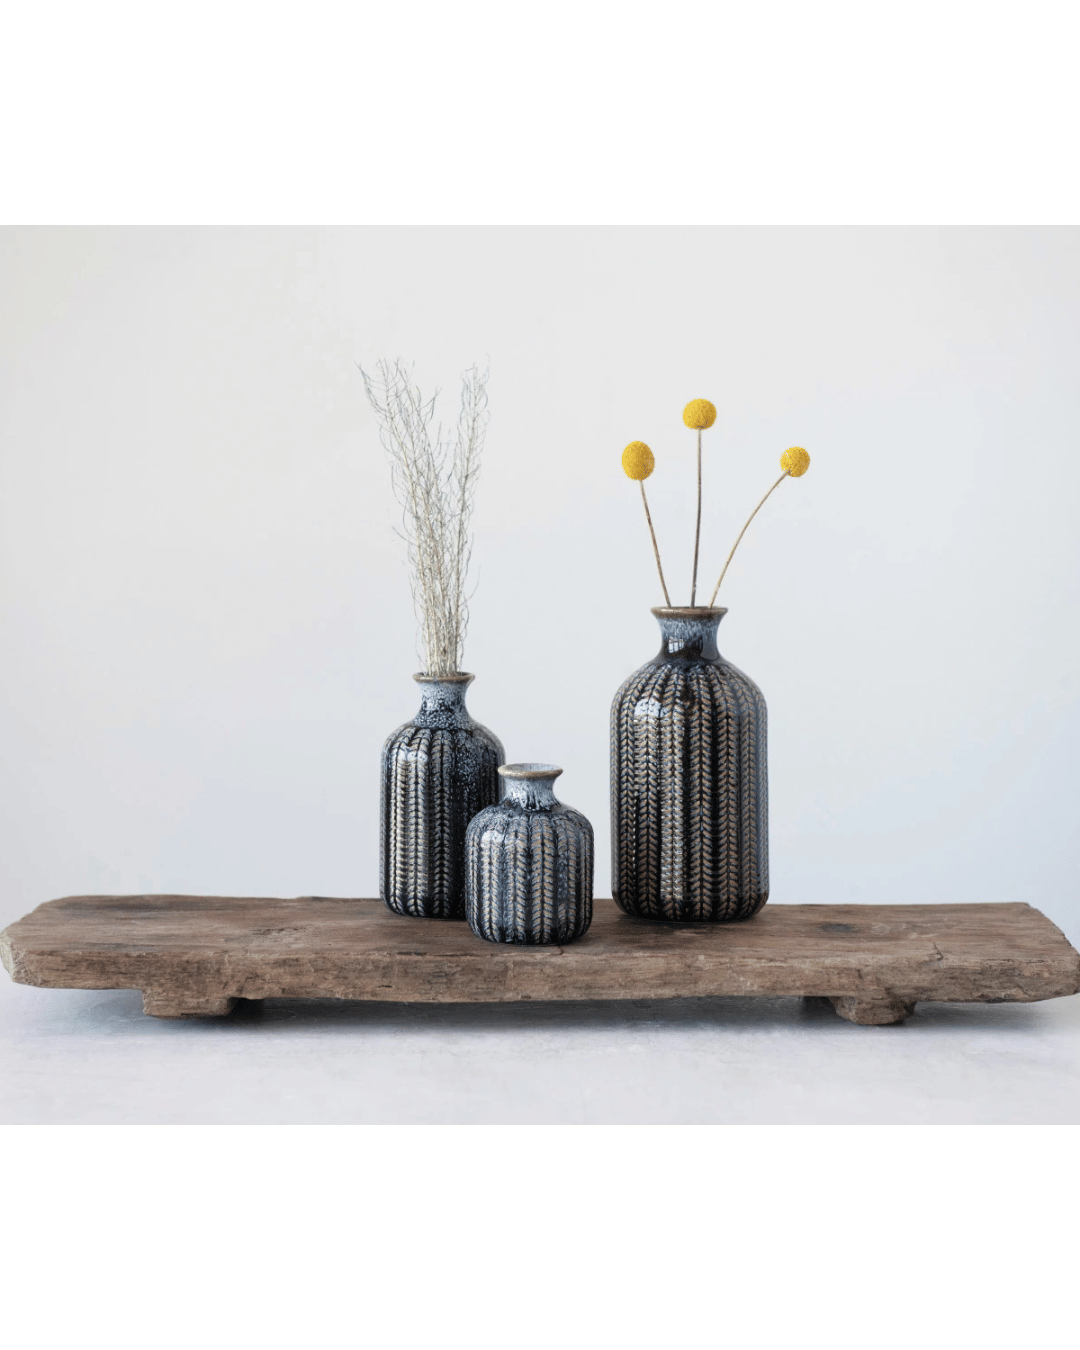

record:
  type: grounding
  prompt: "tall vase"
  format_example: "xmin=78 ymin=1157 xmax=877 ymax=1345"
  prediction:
xmin=381 ymin=673 xmax=504 ymax=919
xmin=465 ymin=764 xmax=594 ymax=944
xmin=610 ymin=607 xmax=768 ymax=922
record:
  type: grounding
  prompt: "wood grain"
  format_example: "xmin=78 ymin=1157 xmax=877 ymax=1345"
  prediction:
xmin=3 ymin=896 xmax=1078 ymax=1024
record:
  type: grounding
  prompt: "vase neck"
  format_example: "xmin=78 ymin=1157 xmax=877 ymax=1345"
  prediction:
xmin=499 ymin=763 xmax=562 ymax=810
xmin=651 ymin=607 xmax=727 ymax=662
xmin=413 ymin=673 xmax=475 ymax=729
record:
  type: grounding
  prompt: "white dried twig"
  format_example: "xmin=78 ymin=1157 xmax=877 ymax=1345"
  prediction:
xmin=360 ymin=358 xmax=489 ymax=676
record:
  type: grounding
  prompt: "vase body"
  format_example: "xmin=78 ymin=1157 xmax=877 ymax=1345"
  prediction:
xmin=466 ymin=764 xmax=594 ymax=944
xmin=610 ymin=607 xmax=768 ymax=922
xmin=380 ymin=674 xmax=504 ymax=919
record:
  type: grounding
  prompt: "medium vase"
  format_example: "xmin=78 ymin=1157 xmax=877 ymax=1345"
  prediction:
xmin=465 ymin=764 xmax=594 ymax=944
xmin=380 ymin=673 xmax=504 ymax=919
xmin=610 ymin=607 xmax=768 ymax=922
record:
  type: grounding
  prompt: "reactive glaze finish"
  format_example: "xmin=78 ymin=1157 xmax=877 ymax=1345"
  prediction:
xmin=611 ymin=608 xmax=768 ymax=922
xmin=465 ymin=764 xmax=594 ymax=945
xmin=380 ymin=674 xmax=504 ymax=919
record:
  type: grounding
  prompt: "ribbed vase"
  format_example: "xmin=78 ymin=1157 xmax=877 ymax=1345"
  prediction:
xmin=380 ymin=673 xmax=504 ymax=919
xmin=610 ymin=607 xmax=768 ymax=922
xmin=465 ymin=764 xmax=594 ymax=945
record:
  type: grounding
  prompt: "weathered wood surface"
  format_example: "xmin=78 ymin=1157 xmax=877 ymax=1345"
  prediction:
xmin=2 ymin=896 xmax=1078 ymax=1025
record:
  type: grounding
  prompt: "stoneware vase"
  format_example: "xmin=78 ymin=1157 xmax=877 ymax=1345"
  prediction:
xmin=465 ymin=763 xmax=594 ymax=945
xmin=381 ymin=673 xmax=504 ymax=919
xmin=610 ymin=607 xmax=768 ymax=922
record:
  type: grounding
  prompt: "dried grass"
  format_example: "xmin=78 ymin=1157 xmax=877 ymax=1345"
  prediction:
xmin=361 ymin=358 xmax=489 ymax=676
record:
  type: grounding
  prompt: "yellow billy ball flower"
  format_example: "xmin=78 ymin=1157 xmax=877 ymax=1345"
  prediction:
xmin=622 ymin=441 xmax=655 ymax=480
xmin=682 ymin=399 xmax=717 ymax=430
xmin=780 ymin=445 xmax=810 ymax=477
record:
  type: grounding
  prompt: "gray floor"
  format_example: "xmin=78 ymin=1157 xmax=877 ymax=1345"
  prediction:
xmin=3 ymin=974 xmax=1078 ymax=1124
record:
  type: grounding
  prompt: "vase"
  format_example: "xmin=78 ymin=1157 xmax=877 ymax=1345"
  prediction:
xmin=465 ymin=764 xmax=594 ymax=944
xmin=610 ymin=607 xmax=768 ymax=922
xmin=380 ymin=673 xmax=504 ymax=919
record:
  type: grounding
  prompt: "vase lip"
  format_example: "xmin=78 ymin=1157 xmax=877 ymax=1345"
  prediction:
xmin=413 ymin=671 xmax=474 ymax=684
xmin=498 ymin=762 xmax=563 ymax=781
xmin=651 ymin=606 xmax=727 ymax=620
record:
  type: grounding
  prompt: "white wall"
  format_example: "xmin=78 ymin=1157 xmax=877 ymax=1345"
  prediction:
xmin=2 ymin=227 xmax=1078 ymax=939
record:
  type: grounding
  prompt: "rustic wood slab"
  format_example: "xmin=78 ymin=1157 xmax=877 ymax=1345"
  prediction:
xmin=3 ymin=896 xmax=1078 ymax=1025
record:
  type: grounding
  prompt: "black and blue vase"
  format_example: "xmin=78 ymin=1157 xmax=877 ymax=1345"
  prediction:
xmin=465 ymin=763 xmax=594 ymax=944
xmin=610 ymin=607 xmax=768 ymax=922
xmin=380 ymin=673 xmax=504 ymax=919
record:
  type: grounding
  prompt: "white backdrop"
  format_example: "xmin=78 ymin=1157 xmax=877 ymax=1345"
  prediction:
xmin=2 ymin=227 xmax=1078 ymax=941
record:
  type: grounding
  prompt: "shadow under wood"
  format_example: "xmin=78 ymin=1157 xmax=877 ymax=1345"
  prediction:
xmin=220 ymin=993 xmax=1073 ymax=1036
xmin=14 ymin=986 xmax=1074 ymax=1036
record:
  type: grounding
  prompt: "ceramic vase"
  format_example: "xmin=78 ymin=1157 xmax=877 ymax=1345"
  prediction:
xmin=610 ymin=607 xmax=768 ymax=922
xmin=465 ymin=764 xmax=594 ymax=944
xmin=380 ymin=673 xmax=504 ymax=919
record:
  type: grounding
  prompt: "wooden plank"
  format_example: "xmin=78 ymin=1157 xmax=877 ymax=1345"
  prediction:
xmin=2 ymin=896 xmax=1079 ymax=1025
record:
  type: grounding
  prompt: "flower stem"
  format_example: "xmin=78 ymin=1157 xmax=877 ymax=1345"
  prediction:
xmin=690 ymin=428 xmax=702 ymax=605
xmin=708 ymin=472 xmax=789 ymax=605
xmin=640 ymin=480 xmax=672 ymax=607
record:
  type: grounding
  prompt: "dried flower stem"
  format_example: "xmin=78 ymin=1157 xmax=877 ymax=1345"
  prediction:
xmin=690 ymin=428 xmax=702 ymax=605
xmin=708 ymin=472 xmax=789 ymax=605
xmin=640 ymin=481 xmax=672 ymax=607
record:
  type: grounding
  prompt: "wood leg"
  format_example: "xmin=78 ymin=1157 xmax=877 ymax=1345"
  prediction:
xmin=142 ymin=990 xmax=238 ymax=1019
xmin=829 ymin=994 xmax=916 ymax=1026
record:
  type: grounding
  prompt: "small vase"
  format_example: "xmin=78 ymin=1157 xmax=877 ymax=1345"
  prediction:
xmin=610 ymin=607 xmax=768 ymax=922
xmin=381 ymin=673 xmax=504 ymax=919
xmin=465 ymin=764 xmax=594 ymax=945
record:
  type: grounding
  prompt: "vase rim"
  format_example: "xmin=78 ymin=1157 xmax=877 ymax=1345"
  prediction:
xmin=413 ymin=671 xmax=474 ymax=684
xmin=498 ymin=762 xmax=563 ymax=780
xmin=650 ymin=607 xmax=727 ymax=619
